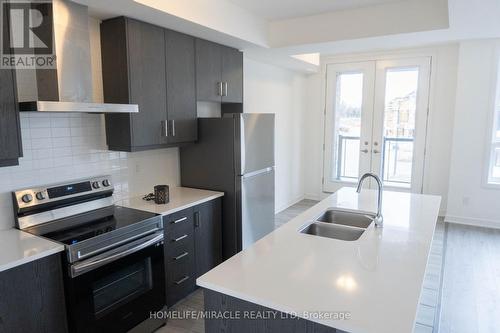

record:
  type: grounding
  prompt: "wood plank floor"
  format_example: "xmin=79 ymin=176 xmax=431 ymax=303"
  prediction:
xmin=438 ymin=223 xmax=500 ymax=333
xmin=158 ymin=201 xmax=500 ymax=333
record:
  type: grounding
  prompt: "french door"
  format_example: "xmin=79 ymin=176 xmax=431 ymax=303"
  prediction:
xmin=323 ymin=57 xmax=431 ymax=193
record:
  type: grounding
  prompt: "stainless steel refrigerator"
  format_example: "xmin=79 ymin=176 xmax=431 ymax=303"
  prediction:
xmin=180 ymin=113 xmax=275 ymax=259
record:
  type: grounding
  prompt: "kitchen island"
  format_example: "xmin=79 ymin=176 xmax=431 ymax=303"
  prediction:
xmin=197 ymin=187 xmax=441 ymax=333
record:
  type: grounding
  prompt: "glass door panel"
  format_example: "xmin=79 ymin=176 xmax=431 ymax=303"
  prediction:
xmin=372 ymin=58 xmax=431 ymax=192
xmin=323 ymin=62 xmax=375 ymax=193
xmin=335 ymin=72 xmax=362 ymax=181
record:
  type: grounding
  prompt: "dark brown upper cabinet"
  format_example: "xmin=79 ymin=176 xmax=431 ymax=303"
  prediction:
xmin=196 ymin=39 xmax=243 ymax=104
xmin=0 ymin=68 xmax=22 ymax=167
xmin=100 ymin=17 xmax=197 ymax=152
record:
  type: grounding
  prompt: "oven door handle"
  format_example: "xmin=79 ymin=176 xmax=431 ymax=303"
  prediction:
xmin=70 ymin=232 xmax=164 ymax=278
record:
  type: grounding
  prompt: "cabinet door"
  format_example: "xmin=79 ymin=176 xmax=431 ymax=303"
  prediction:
xmin=196 ymin=39 xmax=222 ymax=102
xmin=165 ymin=30 xmax=197 ymax=144
xmin=194 ymin=199 xmax=222 ymax=278
xmin=221 ymin=46 xmax=243 ymax=103
xmin=127 ymin=19 xmax=167 ymax=148
xmin=0 ymin=68 xmax=22 ymax=167
xmin=0 ymin=254 xmax=67 ymax=333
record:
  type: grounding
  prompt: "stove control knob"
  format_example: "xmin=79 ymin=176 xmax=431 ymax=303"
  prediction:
xmin=35 ymin=192 xmax=46 ymax=200
xmin=21 ymin=194 xmax=33 ymax=203
xmin=92 ymin=181 xmax=101 ymax=189
xmin=102 ymin=179 xmax=110 ymax=187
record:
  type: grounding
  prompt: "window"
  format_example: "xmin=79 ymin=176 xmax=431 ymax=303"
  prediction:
xmin=487 ymin=60 xmax=500 ymax=184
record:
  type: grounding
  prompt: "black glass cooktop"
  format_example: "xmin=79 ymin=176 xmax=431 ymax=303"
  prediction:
xmin=42 ymin=206 xmax=159 ymax=245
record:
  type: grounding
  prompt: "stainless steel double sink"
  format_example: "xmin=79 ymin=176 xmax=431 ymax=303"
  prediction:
xmin=300 ymin=208 xmax=375 ymax=241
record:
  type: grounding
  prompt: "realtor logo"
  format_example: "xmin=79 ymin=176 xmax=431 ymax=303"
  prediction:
xmin=1 ymin=0 xmax=55 ymax=68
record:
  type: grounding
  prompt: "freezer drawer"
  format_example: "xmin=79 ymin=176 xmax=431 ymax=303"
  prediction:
xmin=240 ymin=168 xmax=275 ymax=250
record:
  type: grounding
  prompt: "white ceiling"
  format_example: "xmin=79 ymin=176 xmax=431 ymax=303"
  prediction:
xmin=228 ymin=0 xmax=404 ymax=20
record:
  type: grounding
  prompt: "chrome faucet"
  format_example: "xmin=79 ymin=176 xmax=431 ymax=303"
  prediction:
xmin=356 ymin=173 xmax=383 ymax=227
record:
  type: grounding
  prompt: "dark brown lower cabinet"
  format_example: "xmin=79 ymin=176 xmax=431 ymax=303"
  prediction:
xmin=204 ymin=289 xmax=340 ymax=333
xmin=163 ymin=198 xmax=222 ymax=307
xmin=0 ymin=254 xmax=68 ymax=333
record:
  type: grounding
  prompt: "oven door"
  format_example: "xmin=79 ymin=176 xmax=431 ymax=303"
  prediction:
xmin=65 ymin=232 xmax=165 ymax=333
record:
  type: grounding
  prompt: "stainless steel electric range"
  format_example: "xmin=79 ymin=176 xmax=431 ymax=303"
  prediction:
xmin=13 ymin=176 xmax=166 ymax=333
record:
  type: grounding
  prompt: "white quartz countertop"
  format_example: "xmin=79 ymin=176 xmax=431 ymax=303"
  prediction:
xmin=117 ymin=186 xmax=224 ymax=216
xmin=0 ymin=229 xmax=64 ymax=273
xmin=197 ymin=187 xmax=441 ymax=333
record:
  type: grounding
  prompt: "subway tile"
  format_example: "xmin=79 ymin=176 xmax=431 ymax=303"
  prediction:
xmin=52 ymin=147 xmax=73 ymax=157
xmin=29 ymin=117 xmax=51 ymax=128
xmin=31 ymin=138 xmax=52 ymax=150
xmin=32 ymin=158 xmax=54 ymax=170
xmin=32 ymin=148 xmax=53 ymax=160
xmin=20 ymin=116 xmax=30 ymax=128
xmin=20 ymin=128 xmax=31 ymax=140
xmin=70 ymin=127 xmax=84 ymax=137
xmin=52 ymin=137 xmax=72 ymax=148
xmin=52 ymin=156 xmax=73 ymax=167
xmin=50 ymin=117 xmax=70 ymax=128
xmin=70 ymin=117 xmax=83 ymax=127
xmin=30 ymin=128 xmax=52 ymax=138
xmin=51 ymin=127 xmax=71 ymax=138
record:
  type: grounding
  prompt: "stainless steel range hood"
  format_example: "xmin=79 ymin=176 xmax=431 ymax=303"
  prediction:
xmin=15 ymin=0 xmax=138 ymax=113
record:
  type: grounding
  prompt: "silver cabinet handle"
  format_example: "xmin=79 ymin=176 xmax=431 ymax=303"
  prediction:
xmin=175 ymin=275 xmax=190 ymax=285
xmin=217 ymin=82 xmax=223 ymax=96
xmin=171 ymin=119 xmax=176 ymax=137
xmin=360 ymin=149 xmax=369 ymax=153
xmin=172 ymin=234 xmax=188 ymax=242
xmin=162 ymin=120 xmax=168 ymax=137
xmin=172 ymin=216 xmax=187 ymax=224
xmin=223 ymin=82 xmax=228 ymax=96
xmin=173 ymin=252 xmax=189 ymax=261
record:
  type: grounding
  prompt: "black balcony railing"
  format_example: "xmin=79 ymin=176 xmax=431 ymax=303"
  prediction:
xmin=336 ymin=135 xmax=414 ymax=185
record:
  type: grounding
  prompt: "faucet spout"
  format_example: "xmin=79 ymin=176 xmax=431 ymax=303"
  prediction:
xmin=356 ymin=173 xmax=383 ymax=227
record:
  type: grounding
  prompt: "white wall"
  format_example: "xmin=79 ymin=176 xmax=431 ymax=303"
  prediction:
xmin=243 ymin=58 xmax=308 ymax=213
xmin=445 ymin=39 xmax=500 ymax=228
xmin=303 ymin=45 xmax=460 ymax=216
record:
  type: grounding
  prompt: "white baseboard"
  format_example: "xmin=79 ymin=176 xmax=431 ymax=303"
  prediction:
xmin=444 ymin=214 xmax=500 ymax=230
xmin=275 ymin=195 xmax=306 ymax=214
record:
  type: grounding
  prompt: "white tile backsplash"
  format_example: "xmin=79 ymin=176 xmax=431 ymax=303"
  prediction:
xmin=0 ymin=112 xmax=181 ymax=230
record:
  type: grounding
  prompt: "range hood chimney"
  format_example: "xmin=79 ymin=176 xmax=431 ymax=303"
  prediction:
xmin=15 ymin=0 xmax=138 ymax=113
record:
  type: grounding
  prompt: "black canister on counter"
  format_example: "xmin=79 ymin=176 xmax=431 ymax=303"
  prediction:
xmin=154 ymin=185 xmax=169 ymax=204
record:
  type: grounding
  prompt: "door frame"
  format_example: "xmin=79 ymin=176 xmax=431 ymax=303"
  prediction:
xmin=321 ymin=50 xmax=435 ymax=194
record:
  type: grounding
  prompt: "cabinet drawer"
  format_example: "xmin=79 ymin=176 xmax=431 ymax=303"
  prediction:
xmin=165 ymin=232 xmax=194 ymax=258
xmin=166 ymin=250 xmax=195 ymax=306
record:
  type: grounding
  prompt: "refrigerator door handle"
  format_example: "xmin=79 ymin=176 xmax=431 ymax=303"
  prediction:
xmin=241 ymin=167 xmax=275 ymax=179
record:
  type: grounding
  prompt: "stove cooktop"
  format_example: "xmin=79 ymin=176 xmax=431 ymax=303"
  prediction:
xmin=42 ymin=206 xmax=159 ymax=245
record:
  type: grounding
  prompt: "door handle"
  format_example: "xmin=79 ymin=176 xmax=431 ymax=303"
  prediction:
xmin=217 ymin=82 xmax=223 ymax=96
xmin=172 ymin=234 xmax=188 ymax=242
xmin=360 ymin=149 xmax=369 ymax=153
xmin=173 ymin=252 xmax=189 ymax=261
xmin=194 ymin=211 xmax=200 ymax=228
xmin=174 ymin=275 xmax=190 ymax=285
xmin=171 ymin=119 xmax=176 ymax=137
xmin=373 ymin=149 xmax=381 ymax=154
xmin=223 ymin=82 xmax=228 ymax=96
xmin=161 ymin=120 xmax=168 ymax=137
xmin=171 ymin=217 xmax=187 ymax=224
